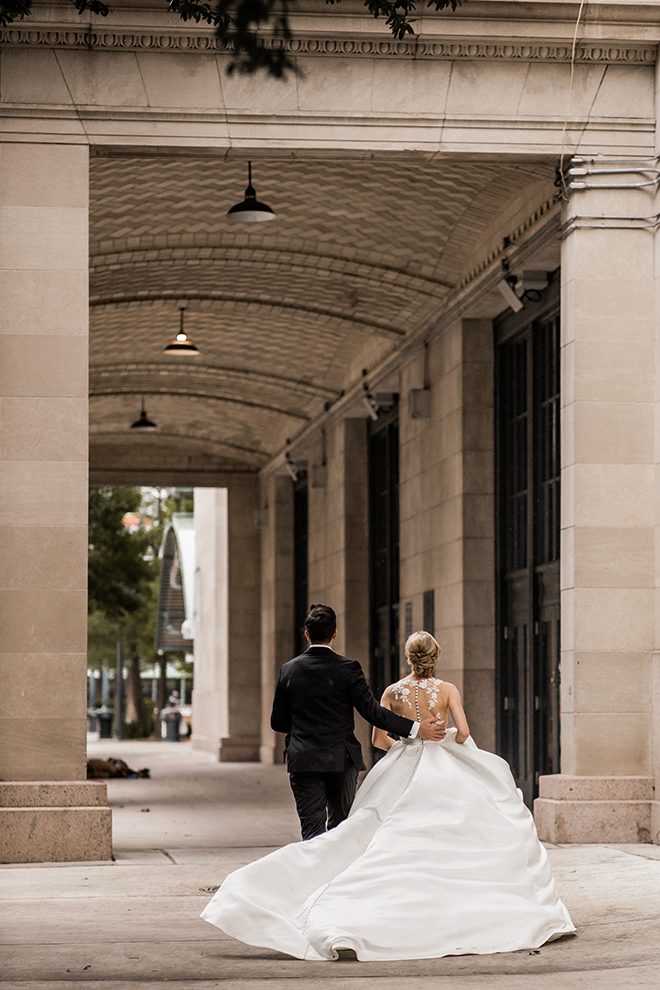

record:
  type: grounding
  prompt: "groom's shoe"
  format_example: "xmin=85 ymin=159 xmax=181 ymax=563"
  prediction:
xmin=334 ymin=947 xmax=358 ymax=961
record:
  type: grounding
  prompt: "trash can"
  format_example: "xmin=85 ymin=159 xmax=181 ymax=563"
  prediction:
xmin=97 ymin=709 xmax=113 ymax=739
xmin=87 ymin=708 xmax=99 ymax=732
xmin=161 ymin=708 xmax=182 ymax=742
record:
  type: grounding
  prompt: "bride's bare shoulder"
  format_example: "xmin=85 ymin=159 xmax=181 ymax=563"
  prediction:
xmin=383 ymin=677 xmax=411 ymax=700
xmin=438 ymin=680 xmax=462 ymax=698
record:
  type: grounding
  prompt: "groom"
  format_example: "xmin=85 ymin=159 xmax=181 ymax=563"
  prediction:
xmin=271 ymin=603 xmax=445 ymax=840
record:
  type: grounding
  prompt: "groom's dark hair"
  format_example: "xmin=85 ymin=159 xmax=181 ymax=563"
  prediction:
xmin=305 ymin=604 xmax=336 ymax=643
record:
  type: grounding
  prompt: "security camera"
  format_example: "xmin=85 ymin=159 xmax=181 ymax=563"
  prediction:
xmin=285 ymin=452 xmax=299 ymax=482
xmin=497 ymin=278 xmax=524 ymax=313
xmin=362 ymin=382 xmax=380 ymax=421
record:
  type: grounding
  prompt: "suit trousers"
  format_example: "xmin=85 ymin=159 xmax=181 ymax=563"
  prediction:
xmin=288 ymin=766 xmax=359 ymax=840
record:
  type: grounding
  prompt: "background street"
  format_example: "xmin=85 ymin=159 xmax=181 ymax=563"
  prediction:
xmin=2 ymin=738 xmax=660 ymax=990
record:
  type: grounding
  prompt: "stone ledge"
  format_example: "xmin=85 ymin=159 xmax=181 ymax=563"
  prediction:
xmin=534 ymin=798 xmax=652 ymax=844
xmin=651 ymin=801 xmax=660 ymax=846
xmin=0 ymin=781 xmax=107 ymax=808
xmin=219 ymin=736 xmax=261 ymax=763
xmin=0 ymin=806 xmax=112 ymax=864
xmin=538 ymin=774 xmax=654 ymax=802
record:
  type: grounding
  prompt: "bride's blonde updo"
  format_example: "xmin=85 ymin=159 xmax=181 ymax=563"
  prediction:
xmin=405 ymin=631 xmax=441 ymax=677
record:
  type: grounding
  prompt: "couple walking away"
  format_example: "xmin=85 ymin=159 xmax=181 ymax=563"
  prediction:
xmin=202 ymin=604 xmax=574 ymax=961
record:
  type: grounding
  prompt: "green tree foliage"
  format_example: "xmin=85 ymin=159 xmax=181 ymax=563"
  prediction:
xmin=0 ymin=0 xmax=462 ymax=76
xmin=88 ymin=487 xmax=162 ymax=735
xmin=87 ymin=575 xmax=161 ymax=729
xmin=87 ymin=487 xmax=194 ymax=735
xmin=87 ymin=576 xmax=160 ymax=675
xmin=88 ymin=487 xmax=156 ymax=620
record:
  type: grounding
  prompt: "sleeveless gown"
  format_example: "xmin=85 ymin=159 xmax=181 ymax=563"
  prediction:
xmin=201 ymin=681 xmax=575 ymax=961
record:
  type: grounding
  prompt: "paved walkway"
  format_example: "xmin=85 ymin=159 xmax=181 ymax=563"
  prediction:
xmin=2 ymin=738 xmax=660 ymax=989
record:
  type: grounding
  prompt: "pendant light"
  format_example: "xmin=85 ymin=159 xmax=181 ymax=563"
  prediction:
xmin=164 ymin=306 xmax=199 ymax=355
xmin=131 ymin=398 xmax=157 ymax=431
xmin=226 ymin=161 xmax=275 ymax=223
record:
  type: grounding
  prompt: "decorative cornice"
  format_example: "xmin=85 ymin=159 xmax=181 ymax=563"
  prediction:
xmin=458 ymin=196 xmax=558 ymax=290
xmin=1 ymin=27 xmax=656 ymax=63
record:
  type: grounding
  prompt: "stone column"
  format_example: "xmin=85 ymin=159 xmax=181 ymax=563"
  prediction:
xmin=307 ymin=418 xmax=370 ymax=661
xmin=259 ymin=474 xmax=294 ymax=764
xmin=0 ymin=142 xmax=111 ymax=863
xmin=398 ymin=320 xmax=495 ymax=751
xmin=459 ymin=319 xmax=496 ymax=752
xmin=535 ymin=175 xmax=655 ymax=842
xmin=306 ymin=418 xmax=371 ymax=754
xmin=652 ymin=653 xmax=660 ymax=843
xmin=192 ymin=478 xmax=261 ymax=761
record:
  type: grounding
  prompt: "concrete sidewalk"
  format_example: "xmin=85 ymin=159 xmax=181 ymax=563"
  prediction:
xmin=2 ymin=738 xmax=660 ymax=990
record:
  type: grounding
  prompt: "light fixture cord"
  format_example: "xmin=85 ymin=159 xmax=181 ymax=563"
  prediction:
xmin=180 ymin=308 xmax=185 ymax=335
xmin=559 ymin=0 xmax=588 ymax=200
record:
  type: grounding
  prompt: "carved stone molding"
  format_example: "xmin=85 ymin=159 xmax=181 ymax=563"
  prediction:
xmin=1 ymin=27 xmax=657 ymax=64
xmin=458 ymin=196 xmax=558 ymax=290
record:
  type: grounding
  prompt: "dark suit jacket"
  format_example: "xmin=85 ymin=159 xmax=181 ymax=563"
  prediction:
xmin=270 ymin=646 xmax=415 ymax=773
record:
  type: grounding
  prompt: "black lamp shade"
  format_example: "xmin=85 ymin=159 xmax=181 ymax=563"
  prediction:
xmin=164 ymin=307 xmax=200 ymax=355
xmin=227 ymin=162 xmax=275 ymax=223
xmin=163 ymin=336 xmax=200 ymax=355
xmin=131 ymin=405 xmax=157 ymax=431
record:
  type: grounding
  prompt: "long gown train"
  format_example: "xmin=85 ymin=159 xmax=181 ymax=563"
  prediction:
xmin=201 ymin=730 xmax=575 ymax=961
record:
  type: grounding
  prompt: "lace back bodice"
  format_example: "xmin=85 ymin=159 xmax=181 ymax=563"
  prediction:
xmin=390 ymin=677 xmax=444 ymax=722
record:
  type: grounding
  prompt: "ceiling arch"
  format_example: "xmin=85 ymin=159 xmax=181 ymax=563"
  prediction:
xmin=88 ymin=155 xmax=556 ymax=475
xmin=91 ymin=387 xmax=312 ymax=422
xmin=90 ymin=294 xmax=407 ymax=339
xmin=89 ymin=362 xmax=339 ymax=400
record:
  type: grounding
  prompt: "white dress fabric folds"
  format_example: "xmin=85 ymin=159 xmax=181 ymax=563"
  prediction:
xmin=201 ymin=730 xmax=575 ymax=961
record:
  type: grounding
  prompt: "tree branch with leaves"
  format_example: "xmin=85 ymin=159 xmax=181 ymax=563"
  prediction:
xmin=0 ymin=0 xmax=462 ymax=76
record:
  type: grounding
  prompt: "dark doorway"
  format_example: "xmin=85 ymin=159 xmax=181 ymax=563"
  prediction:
xmin=293 ymin=470 xmax=309 ymax=657
xmin=368 ymin=404 xmax=400 ymax=704
xmin=495 ymin=276 xmax=561 ymax=806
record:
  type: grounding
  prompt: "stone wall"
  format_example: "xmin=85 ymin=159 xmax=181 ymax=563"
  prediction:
xmin=398 ymin=320 xmax=496 ymax=750
xmin=192 ymin=479 xmax=261 ymax=762
xmin=259 ymin=476 xmax=295 ymax=764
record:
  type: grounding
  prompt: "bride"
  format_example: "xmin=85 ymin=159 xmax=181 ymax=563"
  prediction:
xmin=201 ymin=631 xmax=575 ymax=961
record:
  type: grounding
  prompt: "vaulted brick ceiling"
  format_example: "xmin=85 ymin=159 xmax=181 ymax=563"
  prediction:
xmin=88 ymin=156 xmax=554 ymax=476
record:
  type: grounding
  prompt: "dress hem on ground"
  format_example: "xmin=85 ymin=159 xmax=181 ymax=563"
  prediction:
xmin=201 ymin=731 xmax=575 ymax=962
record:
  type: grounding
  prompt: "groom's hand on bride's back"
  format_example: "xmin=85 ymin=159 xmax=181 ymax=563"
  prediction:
xmin=417 ymin=718 xmax=446 ymax=741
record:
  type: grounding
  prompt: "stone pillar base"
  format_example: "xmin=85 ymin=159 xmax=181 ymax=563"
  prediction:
xmin=651 ymin=802 xmax=660 ymax=847
xmin=534 ymin=775 xmax=654 ymax=844
xmin=219 ymin=735 xmax=261 ymax=762
xmin=0 ymin=782 xmax=112 ymax=864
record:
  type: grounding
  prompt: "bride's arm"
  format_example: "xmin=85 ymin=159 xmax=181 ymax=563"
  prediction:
xmin=446 ymin=684 xmax=470 ymax=743
xmin=372 ymin=689 xmax=396 ymax=751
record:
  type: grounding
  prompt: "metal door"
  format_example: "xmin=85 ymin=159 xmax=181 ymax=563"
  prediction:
xmin=369 ymin=406 xmax=400 ymax=703
xmin=496 ymin=283 xmax=561 ymax=805
xmin=293 ymin=470 xmax=309 ymax=656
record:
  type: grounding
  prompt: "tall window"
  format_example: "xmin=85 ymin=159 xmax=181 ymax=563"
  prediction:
xmin=368 ymin=405 xmax=400 ymax=703
xmin=293 ymin=470 xmax=309 ymax=656
xmin=495 ymin=276 xmax=561 ymax=806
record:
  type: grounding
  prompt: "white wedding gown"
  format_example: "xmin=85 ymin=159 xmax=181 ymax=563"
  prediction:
xmin=201 ymin=729 xmax=575 ymax=961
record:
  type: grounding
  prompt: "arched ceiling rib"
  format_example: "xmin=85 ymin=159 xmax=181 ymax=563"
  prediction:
xmin=90 ymin=294 xmax=407 ymax=338
xmin=91 ymin=430 xmax=268 ymax=463
xmin=90 ymin=363 xmax=339 ymax=400
xmin=90 ymin=246 xmax=455 ymax=292
xmin=91 ymin=387 xmax=311 ymax=421
xmin=89 ymin=156 xmax=556 ymax=475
